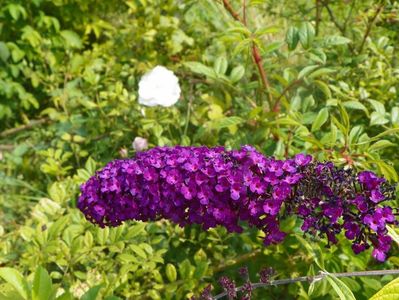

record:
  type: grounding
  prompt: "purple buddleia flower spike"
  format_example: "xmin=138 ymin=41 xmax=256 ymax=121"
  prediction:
xmin=78 ymin=146 xmax=398 ymax=261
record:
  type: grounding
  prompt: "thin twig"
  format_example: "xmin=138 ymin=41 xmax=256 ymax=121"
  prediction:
xmin=315 ymin=0 xmax=322 ymax=36
xmin=242 ymin=0 xmax=247 ymax=25
xmin=358 ymin=2 xmax=384 ymax=54
xmin=220 ymin=0 xmax=273 ymax=108
xmin=343 ymin=0 xmax=356 ymax=33
xmin=320 ymin=0 xmax=355 ymax=52
xmin=321 ymin=0 xmax=345 ymax=34
xmin=183 ymin=85 xmax=194 ymax=138
xmin=213 ymin=269 xmax=399 ymax=299
xmin=0 ymin=118 xmax=49 ymax=138
xmin=0 ymin=144 xmax=14 ymax=151
xmin=273 ymin=79 xmax=303 ymax=111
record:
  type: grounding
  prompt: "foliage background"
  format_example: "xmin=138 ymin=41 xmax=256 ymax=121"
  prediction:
xmin=1 ymin=0 xmax=399 ymax=299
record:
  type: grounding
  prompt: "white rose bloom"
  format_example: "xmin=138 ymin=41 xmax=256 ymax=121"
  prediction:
xmin=138 ymin=65 xmax=181 ymax=107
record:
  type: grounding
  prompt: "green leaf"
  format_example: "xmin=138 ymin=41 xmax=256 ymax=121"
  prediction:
xmin=56 ymin=291 xmax=73 ymax=300
xmin=286 ymin=26 xmax=299 ymax=51
xmin=0 ymin=283 xmax=24 ymax=300
xmin=60 ymin=30 xmax=83 ymax=49
xmin=80 ymin=284 xmax=103 ymax=300
xmin=308 ymin=68 xmax=336 ymax=79
xmin=368 ymin=99 xmax=386 ymax=114
xmin=370 ymin=112 xmax=389 ymax=126
xmin=129 ymin=244 xmax=147 ymax=259
xmin=0 ymin=42 xmax=10 ymax=62
xmin=226 ymin=26 xmax=251 ymax=36
xmin=85 ymin=157 xmax=97 ymax=175
xmin=193 ymin=261 xmax=208 ymax=279
xmin=391 ymin=107 xmax=399 ymax=125
xmin=270 ymin=117 xmax=301 ymax=126
xmin=298 ymin=22 xmax=315 ymax=49
xmin=353 ymin=128 xmax=399 ymax=145
xmin=298 ymin=65 xmax=319 ymax=79
xmin=311 ymin=108 xmax=329 ymax=132
xmin=229 ymin=65 xmax=245 ymax=83
xmin=178 ymin=259 xmax=193 ymax=279
xmin=313 ymin=80 xmax=331 ymax=99
xmin=183 ymin=61 xmax=216 ymax=78
xmin=324 ymin=35 xmax=352 ymax=46
xmin=370 ymin=277 xmax=399 ymax=300
xmin=0 ymin=268 xmax=30 ymax=300
xmin=387 ymin=226 xmax=399 ymax=246
xmin=213 ymin=116 xmax=244 ymax=129
xmin=308 ymin=48 xmax=326 ymax=64
xmin=325 ymin=273 xmax=356 ymax=300
xmin=262 ymin=41 xmax=283 ymax=53
xmin=214 ymin=56 xmax=228 ymax=75
xmin=343 ymin=101 xmax=369 ymax=116
xmin=7 ymin=4 xmax=27 ymax=21
xmin=32 ymin=266 xmax=53 ymax=300
xmin=368 ymin=140 xmax=395 ymax=152
xmin=254 ymin=26 xmax=279 ymax=36
xmin=165 ymin=264 xmax=177 ymax=282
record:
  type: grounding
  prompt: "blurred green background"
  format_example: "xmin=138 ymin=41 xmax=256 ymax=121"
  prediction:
xmin=1 ymin=0 xmax=399 ymax=299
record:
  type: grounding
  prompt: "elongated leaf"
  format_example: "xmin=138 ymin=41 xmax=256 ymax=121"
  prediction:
xmin=130 ymin=244 xmax=147 ymax=259
xmin=387 ymin=226 xmax=399 ymax=246
xmin=391 ymin=107 xmax=399 ymax=125
xmin=312 ymin=108 xmax=329 ymax=132
xmin=324 ymin=35 xmax=352 ymax=46
xmin=343 ymin=101 xmax=369 ymax=116
xmin=354 ymin=128 xmax=399 ymax=145
xmin=368 ymin=140 xmax=395 ymax=152
xmin=60 ymin=30 xmax=82 ymax=48
xmin=370 ymin=277 xmax=399 ymax=300
xmin=214 ymin=116 xmax=244 ymax=129
xmin=308 ymin=68 xmax=336 ymax=79
xmin=165 ymin=264 xmax=177 ymax=282
xmin=183 ymin=62 xmax=216 ymax=78
xmin=370 ymin=112 xmax=389 ymax=126
xmin=298 ymin=22 xmax=315 ymax=49
xmin=325 ymin=273 xmax=356 ymax=300
xmin=33 ymin=266 xmax=52 ymax=300
xmin=229 ymin=65 xmax=245 ymax=82
xmin=0 ymin=42 xmax=10 ymax=62
xmin=80 ymin=284 xmax=103 ymax=300
xmin=0 ymin=268 xmax=30 ymax=300
xmin=214 ymin=56 xmax=228 ymax=75
xmin=313 ymin=80 xmax=331 ymax=99
xmin=298 ymin=65 xmax=319 ymax=79
xmin=0 ymin=283 xmax=24 ymax=300
xmin=286 ymin=26 xmax=299 ymax=50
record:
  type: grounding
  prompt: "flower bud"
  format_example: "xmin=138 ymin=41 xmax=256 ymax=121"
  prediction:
xmin=132 ymin=137 xmax=148 ymax=152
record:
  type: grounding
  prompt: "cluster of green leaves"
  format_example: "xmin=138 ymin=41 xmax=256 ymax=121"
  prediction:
xmin=1 ymin=0 xmax=399 ymax=299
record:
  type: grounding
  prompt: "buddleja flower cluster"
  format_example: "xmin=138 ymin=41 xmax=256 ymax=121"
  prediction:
xmin=78 ymin=146 xmax=397 ymax=261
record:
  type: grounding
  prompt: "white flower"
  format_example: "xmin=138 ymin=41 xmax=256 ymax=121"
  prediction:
xmin=132 ymin=137 xmax=148 ymax=152
xmin=138 ymin=65 xmax=181 ymax=107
